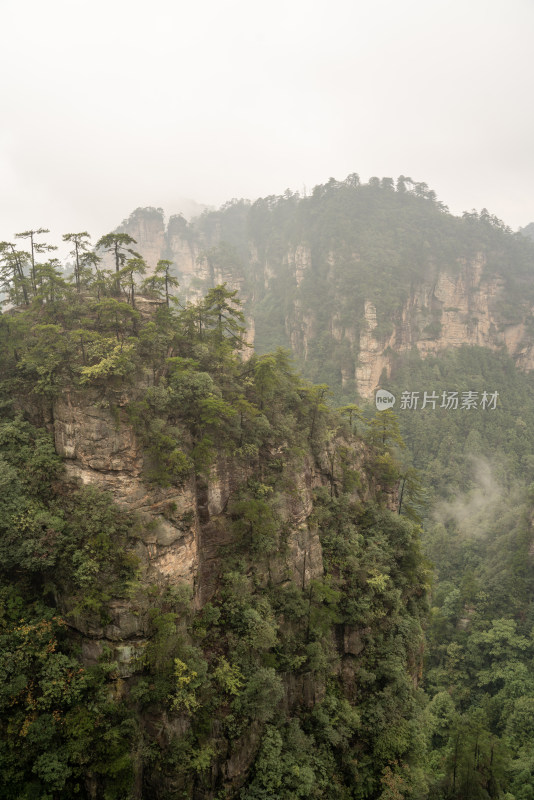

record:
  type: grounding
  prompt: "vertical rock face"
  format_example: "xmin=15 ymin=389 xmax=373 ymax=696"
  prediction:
xmin=286 ymin=252 xmax=534 ymax=397
xmin=118 ymin=208 xmax=167 ymax=271
xmin=53 ymin=389 xmax=199 ymax=589
xmin=114 ymin=209 xmax=234 ymax=301
xmin=353 ymin=256 xmax=534 ymax=397
xmin=166 ymin=226 xmax=198 ymax=289
xmin=108 ymin=208 xmax=534 ymax=399
xmin=292 ymin=244 xmax=312 ymax=288
xmin=51 ymin=386 xmax=349 ymax=649
xmin=112 ymin=209 xmax=256 ymax=354
xmin=355 ymin=301 xmax=392 ymax=399
xmin=113 ymin=209 xmax=201 ymax=298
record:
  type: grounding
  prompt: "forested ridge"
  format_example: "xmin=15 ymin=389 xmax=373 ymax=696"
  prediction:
xmin=113 ymin=175 xmax=534 ymax=393
xmin=1 ymin=177 xmax=534 ymax=798
xmin=0 ymin=244 xmax=428 ymax=798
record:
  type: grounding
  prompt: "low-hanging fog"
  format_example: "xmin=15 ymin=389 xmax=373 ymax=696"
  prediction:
xmin=1 ymin=0 xmax=534 ymax=249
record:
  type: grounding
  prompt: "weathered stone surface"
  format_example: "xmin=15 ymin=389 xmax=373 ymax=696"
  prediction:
xmin=103 ymin=209 xmax=534 ymax=398
xmin=343 ymin=626 xmax=367 ymax=656
xmin=291 ymin=244 xmax=312 ymax=288
xmin=285 ymin=522 xmax=324 ymax=588
xmin=104 ymin=600 xmax=146 ymax=640
xmin=224 ymin=722 xmax=262 ymax=782
xmin=145 ymin=530 xmax=197 ymax=584
xmin=53 ymin=390 xmax=201 ymax=588
xmin=54 ymin=391 xmax=142 ymax=476
xmin=208 ymin=454 xmax=252 ymax=517
xmin=81 ymin=639 xmax=104 ymax=665
xmin=150 ymin=518 xmax=188 ymax=547
xmin=283 ymin=672 xmax=326 ymax=710
xmin=80 ymin=638 xmax=147 ymax=677
xmin=354 ymin=255 xmax=534 ymax=397
xmin=52 ymin=383 xmax=339 ymax=616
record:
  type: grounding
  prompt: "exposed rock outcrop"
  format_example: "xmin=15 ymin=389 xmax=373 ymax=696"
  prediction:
xmin=109 ymin=208 xmax=534 ymax=399
xmin=354 ymin=255 xmax=534 ymax=396
xmin=53 ymin=389 xmax=199 ymax=589
xmin=50 ymin=386 xmax=365 ymax=668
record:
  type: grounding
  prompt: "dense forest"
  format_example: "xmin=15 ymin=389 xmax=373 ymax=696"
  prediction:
xmin=1 ymin=176 xmax=534 ymax=798
xmin=0 ymin=247 xmax=428 ymax=798
xmin=114 ymin=175 xmax=534 ymax=394
xmin=384 ymin=347 xmax=534 ymax=799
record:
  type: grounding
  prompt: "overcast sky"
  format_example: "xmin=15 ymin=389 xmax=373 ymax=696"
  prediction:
xmin=1 ymin=0 xmax=533 ymax=251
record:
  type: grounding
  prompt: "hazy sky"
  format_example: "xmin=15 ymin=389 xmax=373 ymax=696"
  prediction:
xmin=1 ymin=0 xmax=533 ymax=251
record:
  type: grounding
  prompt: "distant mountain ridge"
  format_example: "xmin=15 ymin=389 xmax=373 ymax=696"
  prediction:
xmin=112 ymin=176 xmax=534 ymax=398
xmin=520 ymin=221 xmax=534 ymax=241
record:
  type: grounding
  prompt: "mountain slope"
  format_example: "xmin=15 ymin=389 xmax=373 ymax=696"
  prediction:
xmin=113 ymin=177 xmax=534 ymax=398
xmin=109 ymin=176 xmax=534 ymax=797
xmin=0 ymin=286 xmax=428 ymax=798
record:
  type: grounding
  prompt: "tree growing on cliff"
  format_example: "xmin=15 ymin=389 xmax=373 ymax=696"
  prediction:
xmin=0 ymin=242 xmax=30 ymax=305
xmin=155 ymin=258 xmax=179 ymax=307
xmin=119 ymin=255 xmax=146 ymax=309
xmin=95 ymin=232 xmax=138 ymax=295
xmin=366 ymin=409 xmax=405 ymax=450
xmin=34 ymin=258 xmax=69 ymax=304
xmin=203 ymin=283 xmax=246 ymax=346
xmin=62 ymin=231 xmax=91 ymax=291
xmin=15 ymin=228 xmax=56 ymax=294
xmin=143 ymin=259 xmax=180 ymax=307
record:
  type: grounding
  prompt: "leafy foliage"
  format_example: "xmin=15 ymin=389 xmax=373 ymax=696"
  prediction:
xmin=382 ymin=346 xmax=534 ymax=797
xmin=0 ymin=266 xmax=429 ymax=797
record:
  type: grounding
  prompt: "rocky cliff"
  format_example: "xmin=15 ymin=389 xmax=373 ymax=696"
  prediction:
xmin=51 ymin=385 xmax=332 ymax=671
xmin=42 ymin=364 xmax=415 ymax=798
xmin=0 ymin=211 xmax=429 ymax=797
xmin=111 ymin=186 xmax=534 ymax=399
xmin=354 ymin=255 xmax=534 ymax=396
